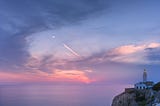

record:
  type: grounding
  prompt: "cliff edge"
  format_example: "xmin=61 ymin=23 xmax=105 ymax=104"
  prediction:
xmin=112 ymin=88 xmax=160 ymax=106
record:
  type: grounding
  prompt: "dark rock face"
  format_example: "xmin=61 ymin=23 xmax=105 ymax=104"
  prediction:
xmin=153 ymin=82 xmax=160 ymax=91
xmin=112 ymin=89 xmax=160 ymax=106
xmin=112 ymin=89 xmax=138 ymax=106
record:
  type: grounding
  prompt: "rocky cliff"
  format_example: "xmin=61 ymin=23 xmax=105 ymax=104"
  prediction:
xmin=112 ymin=88 xmax=160 ymax=106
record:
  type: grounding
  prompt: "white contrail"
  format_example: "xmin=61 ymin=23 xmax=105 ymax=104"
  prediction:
xmin=63 ymin=43 xmax=80 ymax=57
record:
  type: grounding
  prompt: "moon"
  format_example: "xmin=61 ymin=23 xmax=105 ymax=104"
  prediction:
xmin=52 ymin=35 xmax=55 ymax=39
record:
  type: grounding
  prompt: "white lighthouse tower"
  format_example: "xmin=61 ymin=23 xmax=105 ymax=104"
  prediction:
xmin=143 ymin=69 xmax=147 ymax=82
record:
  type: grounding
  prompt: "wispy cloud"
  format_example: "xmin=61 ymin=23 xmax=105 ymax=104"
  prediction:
xmin=0 ymin=0 xmax=108 ymax=71
xmin=1 ymin=0 xmax=160 ymax=84
xmin=8 ymin=42 xmax=156 ymax=83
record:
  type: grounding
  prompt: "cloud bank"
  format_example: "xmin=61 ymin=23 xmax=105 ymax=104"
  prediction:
xmin=0 ymin=0 xmax=108 ymax=71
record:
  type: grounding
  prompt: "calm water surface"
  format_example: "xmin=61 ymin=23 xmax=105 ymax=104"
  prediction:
xmin=0 ymin=85 xmax=125 ymax=106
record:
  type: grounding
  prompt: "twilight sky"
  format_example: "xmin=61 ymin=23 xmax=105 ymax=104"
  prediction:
xmin=0 ymin=0 xmax=160 ymax=85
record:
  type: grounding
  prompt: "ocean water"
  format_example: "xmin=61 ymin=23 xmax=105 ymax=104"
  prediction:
xmin=0 ymin=85 xmax=126 ymax=106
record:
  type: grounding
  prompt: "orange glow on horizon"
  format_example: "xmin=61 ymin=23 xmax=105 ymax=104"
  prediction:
xmin=0 ymin=69 xmax=93 ymax=84
xmin=52 ymin=70 xmax=91 ymax=83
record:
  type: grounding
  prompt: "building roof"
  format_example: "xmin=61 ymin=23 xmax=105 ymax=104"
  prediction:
xmin=135 ymin=81 xmax=154 ymax=86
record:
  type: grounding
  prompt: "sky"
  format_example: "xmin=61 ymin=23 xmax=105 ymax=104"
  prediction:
xmin=0 ymin=0 xmax=160 ymax=85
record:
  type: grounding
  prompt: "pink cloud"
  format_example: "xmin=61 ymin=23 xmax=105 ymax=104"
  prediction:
xmin=10 ymin=42 xmax=159 ymax=84
xmin=106 ymin=42 xmax=160 ymax=63
xmin=109 ymin=42 xmax=160 ymax=55
xmin=0 ymin=69 xmax=93 ymax=84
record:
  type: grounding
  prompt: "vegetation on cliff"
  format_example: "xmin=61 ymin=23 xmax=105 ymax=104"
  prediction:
xmin=153 ymin=82 xmax=160 ymax=91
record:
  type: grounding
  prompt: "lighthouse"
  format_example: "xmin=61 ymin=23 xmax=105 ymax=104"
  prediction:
xmin=143 ymin=69 xmax=147 ymax=82
xmin=134 ymin=69 xmax=154 ymax=90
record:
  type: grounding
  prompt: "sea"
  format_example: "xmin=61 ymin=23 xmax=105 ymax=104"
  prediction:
xmin=0 ymin=84 xmax=128 ymax=106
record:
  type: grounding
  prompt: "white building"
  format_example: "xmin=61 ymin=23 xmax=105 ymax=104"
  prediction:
xmin=134 ymin=69 xmax=154 ymax=90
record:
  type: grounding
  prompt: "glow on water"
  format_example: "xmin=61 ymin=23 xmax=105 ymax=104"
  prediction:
xmin=0 ymin=84 xmax=128 ymax=106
